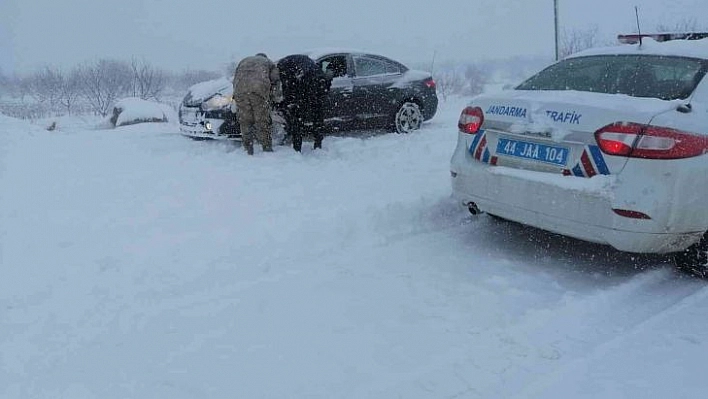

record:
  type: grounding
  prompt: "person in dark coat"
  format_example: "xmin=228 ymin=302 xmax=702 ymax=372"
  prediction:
xmin=277 ymin=54 xmax=332 ymax=151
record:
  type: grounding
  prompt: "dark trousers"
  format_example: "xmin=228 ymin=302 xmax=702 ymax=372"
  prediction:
xmin=284 ymin=101 xmax=324 ymax=151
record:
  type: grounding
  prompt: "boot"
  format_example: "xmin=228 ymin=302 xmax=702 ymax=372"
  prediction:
xmin=313 ymin=140 xmax=322 ymax=150
xmin=244 ymin=141 xmax=254 ymax=155
xmin=293 ymin=136 xmax=302 ymax=152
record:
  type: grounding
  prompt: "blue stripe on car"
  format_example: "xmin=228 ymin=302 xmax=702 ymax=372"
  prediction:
xmin=572 ymin=164 xmax=584 ymax=177
xmin=588 ymin=145 xmax=610 ymax=175
xmin=468 ymin=130 xmax=484 ymax=155
xmin=482 ymin=148 xmax=490 ymax=163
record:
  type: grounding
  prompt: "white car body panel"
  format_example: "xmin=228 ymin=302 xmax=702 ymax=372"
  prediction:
xmin=451 ymin=39 xmax=708 ymax=254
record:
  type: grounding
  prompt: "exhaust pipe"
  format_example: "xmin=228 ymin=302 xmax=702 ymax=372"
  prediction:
xmin=466 ymin=201 xmax=481 ymax=216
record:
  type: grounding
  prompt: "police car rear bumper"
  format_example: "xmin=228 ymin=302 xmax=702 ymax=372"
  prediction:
xmin=450 ymin=135 xmax=705 ymax=254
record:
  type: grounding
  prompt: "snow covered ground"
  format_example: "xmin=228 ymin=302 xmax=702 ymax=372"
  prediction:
xmin=1 ymin=97 xmax=707 ymax=398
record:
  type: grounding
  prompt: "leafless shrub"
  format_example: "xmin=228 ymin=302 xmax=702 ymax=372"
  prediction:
xmin=0 ymin=102 xmax=51 ymax=119
xmin=57 ymin=68 xmax=83 ymax=115
xmin=79 ymin=59 xmax=132 ymax=117
xmin=464 ymin=64 xmax=488 ymax=96
xmin=2 ymin=58 xmax=224 ymax=119
xmin=168 ymin=69 xmax=222 ymax=93
xmin=433 ymin=62 xmax=489 ymax=100
xmin=655 ymin=18 xmax=706 ymax=33
xmin=4 ymin=74 xmax=29 ymax=101
xmin=559 ymin=26 xmax=601 ymax=59
xmin=434 ymin=69 xmax=465 ymax=100
xmin=129 ymin=58 xmax=166 ymax=100
xmin=225 ymin=61 xmax=238 ymax=78
xmin=25 ymin=66 xmax=63 ymax=109
xmin=0 ymin=69 xmax=8 ymax=97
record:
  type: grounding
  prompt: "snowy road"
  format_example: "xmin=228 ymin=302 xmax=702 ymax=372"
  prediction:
xmin=1 ymin=99 xmax=707 ymax=398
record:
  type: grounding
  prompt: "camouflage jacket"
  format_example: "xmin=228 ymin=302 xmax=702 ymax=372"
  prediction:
xmin=232 ymin=55 xmax=280 ymax=99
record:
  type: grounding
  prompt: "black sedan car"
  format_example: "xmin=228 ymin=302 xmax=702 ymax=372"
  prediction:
xmin=178 ymin=49 xmax=438 ymax=140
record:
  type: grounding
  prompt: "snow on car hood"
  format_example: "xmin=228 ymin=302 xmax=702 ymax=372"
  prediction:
xmin=184 ymin=78 xmax=233 ymax=106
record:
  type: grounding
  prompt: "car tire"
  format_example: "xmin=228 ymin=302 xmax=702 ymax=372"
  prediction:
xmin=394 ymin=102 xmax=423 ymax=133
xmin=675 ymin=233 xmax=708 ymax=278
xmin=219 ymin=120 xmax=239 ymax=137
xmin=220 ymin=112 xmax=240 ymax=138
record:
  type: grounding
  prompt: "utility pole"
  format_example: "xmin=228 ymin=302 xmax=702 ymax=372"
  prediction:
xmin=554 ymin=0 xmax=560 ymax=60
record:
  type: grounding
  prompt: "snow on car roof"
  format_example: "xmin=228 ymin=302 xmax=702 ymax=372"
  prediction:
xmin=567 ymin=37 xmax=708 ymax=60
xmin=300 ymin=47 xmax=377 ymax=60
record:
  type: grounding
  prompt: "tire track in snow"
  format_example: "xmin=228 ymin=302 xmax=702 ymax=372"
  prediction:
xmin=362 ymin=268 xmax=704 ymax=399
xmin=511 ymin=282 xmax=708 ymax=399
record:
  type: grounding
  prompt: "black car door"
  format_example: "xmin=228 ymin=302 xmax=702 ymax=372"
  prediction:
xmin=315 ymin=54 xmax=355 ymax=125
xmin=351 ymin=55 xmax=404 ymax=126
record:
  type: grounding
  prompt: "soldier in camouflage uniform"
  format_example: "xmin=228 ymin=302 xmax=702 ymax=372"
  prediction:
xmin=232 ymin=53 xmax=280 ymax=155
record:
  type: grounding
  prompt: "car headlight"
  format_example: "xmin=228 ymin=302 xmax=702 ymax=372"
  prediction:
xmin=205 ymin=121 xmax=213 ymax=131
xmin=203 ymin=94 xmax=233 ymax=111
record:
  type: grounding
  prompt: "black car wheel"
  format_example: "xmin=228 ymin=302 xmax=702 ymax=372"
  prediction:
xmin=219 ymin=120 xmax=240 ymax=138
xmin=394 ymin=102 xmax=423 ymax=133
xmin=675 ymin=232 xmax=708 ymax=278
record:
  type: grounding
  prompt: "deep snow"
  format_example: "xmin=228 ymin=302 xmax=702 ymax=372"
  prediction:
xmin=1 ymin=97 xmax=707 ymax=399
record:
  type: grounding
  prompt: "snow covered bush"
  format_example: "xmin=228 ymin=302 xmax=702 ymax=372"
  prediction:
xmin=108 ymin=97 xmax=170 ymax=127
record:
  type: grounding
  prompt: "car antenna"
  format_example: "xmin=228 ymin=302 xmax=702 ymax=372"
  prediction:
xmin=429 ymin=50 xmax=437 ymax=75
xmin=634 ymin=6 xmax=643 ymax=47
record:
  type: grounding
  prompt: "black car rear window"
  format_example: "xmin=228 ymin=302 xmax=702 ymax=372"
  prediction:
xmin=516 ymin=55 xmax=708 ymax=100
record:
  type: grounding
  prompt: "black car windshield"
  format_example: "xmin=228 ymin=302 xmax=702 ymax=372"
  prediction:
xmin=516 ymin=54 xmax=708 ymax=100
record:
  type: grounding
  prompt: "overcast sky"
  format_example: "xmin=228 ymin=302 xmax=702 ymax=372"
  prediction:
xmin=1 ymin=0 xmax=706 ymax=74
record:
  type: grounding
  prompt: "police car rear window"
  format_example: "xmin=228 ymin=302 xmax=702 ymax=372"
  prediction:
xmin=516 ymin=55 xmax=707 ymax=100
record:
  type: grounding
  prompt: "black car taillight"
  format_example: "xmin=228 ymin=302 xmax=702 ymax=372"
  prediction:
xmin=423 ymin=77 xmax=436 ymax=90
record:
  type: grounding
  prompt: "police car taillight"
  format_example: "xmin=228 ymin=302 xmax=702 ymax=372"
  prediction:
xmin=595 ymin=122 xmax=708 ymax=159
xmin=458 ymin=106 xmax=484 ymax=134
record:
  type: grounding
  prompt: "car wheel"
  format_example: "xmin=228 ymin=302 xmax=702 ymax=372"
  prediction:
xmin=394 ymin=102 xmax=423 ymax=133
xmin=675 ymin=233 xmax=708 ymax=278
xmin=219 ymin=120 xmax=239 ymax=138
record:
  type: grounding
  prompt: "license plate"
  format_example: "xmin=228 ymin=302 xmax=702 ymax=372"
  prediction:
xmin=496 ymin=138 xmax=569 ymax=166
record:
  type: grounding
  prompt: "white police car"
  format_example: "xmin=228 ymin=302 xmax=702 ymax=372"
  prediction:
xmin=450 ymin=33 xmax=708 ymax=277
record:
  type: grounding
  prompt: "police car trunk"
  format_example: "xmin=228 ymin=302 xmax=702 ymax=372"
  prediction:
xmin=450 ymin=37 xmax=708 ymax=252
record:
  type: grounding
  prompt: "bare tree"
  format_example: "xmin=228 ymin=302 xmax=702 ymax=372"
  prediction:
xmin=130 ymin=58 xmax=166 ymax=100
xmin=559 ymin=26 xmax=600 ymax=59
xmin=57 ymin=67 xmax=83 ymax=115
xmin=463 ymin=64 xmax=488 ymax=96
xmin=434 ymin=68 xmax=466 ymax=101
xmin=0 ymin=68 xmax=8 ymax=99
xmin=224 ymin=61 xmax=238 ymax=78
xmin=13 ymin=74 xmax=32 ymax=102
xmin=79 ymin=59 xmax=132 ymax=116
xmin=0 ymin=69 xmax=5 ymax=92
xmin=25 ymin=66 xmax=64 ymax=110
xmin=169 ymin=69 xmax=222 ymax=92
xmin=655 ymin=18 xmax=706 ymax=33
